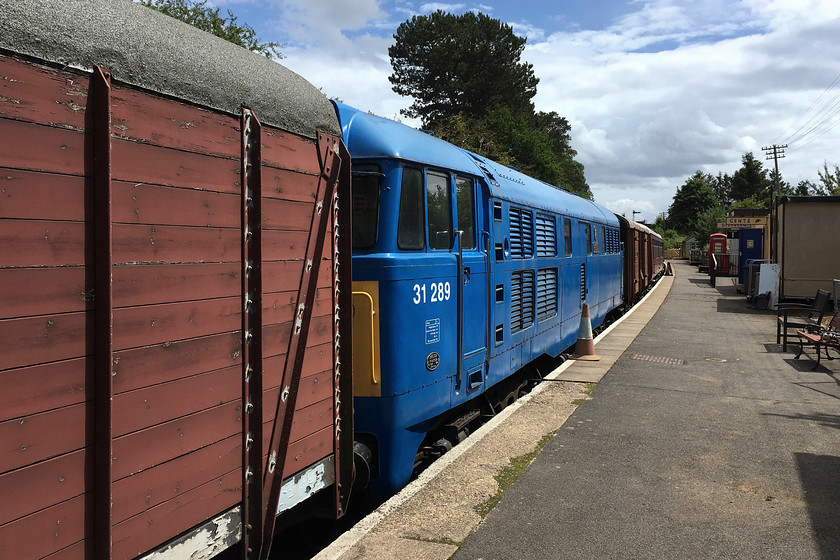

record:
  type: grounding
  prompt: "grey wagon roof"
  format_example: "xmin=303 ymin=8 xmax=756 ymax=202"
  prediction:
xmin=0 ymin=0 xmax=339 ymax=138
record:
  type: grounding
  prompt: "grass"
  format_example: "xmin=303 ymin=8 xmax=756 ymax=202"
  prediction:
xmin=570 ymin=382 xmax=597 ymax=406
xmin=404 ymin=536 xmax=464 ymax=547
xmin=473 ymin=431 xmax=557 ymax=518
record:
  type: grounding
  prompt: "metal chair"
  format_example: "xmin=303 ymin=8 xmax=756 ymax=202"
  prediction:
xmin=777 ymin=289 xmax=831 ymax=351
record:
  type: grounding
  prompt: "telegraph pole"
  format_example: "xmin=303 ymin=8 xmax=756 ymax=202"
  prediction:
xmin=762 ymin=143 xmax=787 ymax=198
xmin=762 ymin=143 xmax=787 ymax=265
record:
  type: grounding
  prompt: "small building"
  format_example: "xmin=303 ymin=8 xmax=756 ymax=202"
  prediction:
xmin=773 ymin=196 xmax=840 ymax=299
xmin=681 ymin=236 xmax=699 ymax=259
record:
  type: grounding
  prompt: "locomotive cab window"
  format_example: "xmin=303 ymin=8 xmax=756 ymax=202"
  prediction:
xmin=456 ymin=175 xmax=476 ymax=250
xmin=398 ymin=167 xmax=425 ymax=250
xmin=351 ymin=165 xmax=383 ymax=250
xmin=427 ymin=171 xmax=452 ymax=250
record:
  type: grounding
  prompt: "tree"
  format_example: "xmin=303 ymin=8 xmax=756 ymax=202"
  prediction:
xmin=138 ymin=0 xmax=281 ymax=58
xmin=817 ymin=162 xmax=840 ymax=195
xmin=651 ymin=214 xmax=684 ymax=250
xmin=730 ymin=152 xmax=771 ymax=203
xmin=430 ymin=108 xmax=593 ymax=199
xmin=694 ymin=205 xmax=726 ymax=243
xmin=389 ymin=11 xmax=538 ymax=126
xmin=667 ymin=171 xmax=719 ymax=235
xmin=711 ymin=172 xmax=732 ymax=207
xmin=794 ymin=180 xmax=824 ymax=196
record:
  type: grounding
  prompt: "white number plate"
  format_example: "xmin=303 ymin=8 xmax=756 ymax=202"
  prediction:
xmin=412 ymin=281 xmax=451 ymax=304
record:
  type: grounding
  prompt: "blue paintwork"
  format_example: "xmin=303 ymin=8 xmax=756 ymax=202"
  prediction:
xmin=334 ymin=101 xmax=624 ymax=497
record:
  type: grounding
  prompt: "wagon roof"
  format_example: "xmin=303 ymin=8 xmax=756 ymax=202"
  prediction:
xmin=0 ymin=0 xmax=339 ymax=139
xmin=334 ymin=101 xmax=619 ymax=225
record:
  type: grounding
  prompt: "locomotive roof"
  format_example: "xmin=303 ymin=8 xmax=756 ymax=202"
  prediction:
xmin=615 ymin=214 xmax=663 ymax=240
xmin=0 ymin=0 xmax=339 ymax=139
xmin=334 ymin=102 xmax=619 ymax=226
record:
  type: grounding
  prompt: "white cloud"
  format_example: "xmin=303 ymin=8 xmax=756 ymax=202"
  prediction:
xmin=231 ymin=0 xmax=840 ymax=223
xmin=419 ymin=3 xmax=466 ymax=14
xmin=523 ymin=0 xmax=840 ymax=221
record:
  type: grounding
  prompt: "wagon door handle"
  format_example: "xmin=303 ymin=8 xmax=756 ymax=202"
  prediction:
xmin=464 ymin=267 xmax=471 ymax=283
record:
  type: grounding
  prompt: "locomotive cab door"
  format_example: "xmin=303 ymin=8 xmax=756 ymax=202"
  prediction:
xmin=453 ymin=175 xmax=489 ymax=405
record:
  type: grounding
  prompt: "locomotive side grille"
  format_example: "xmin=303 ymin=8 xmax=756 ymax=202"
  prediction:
xmin=580 ymin=263 xmax=586 ymax=301
xmin=511 ymin=270 xmax=535 ymax=333
xmin=509 ymin=207 xmax=533 ymax=259
xmin=535 ymin=213 xmax=556 ymax=257
xmin=537 ymin=268 xmax=558 ymax=321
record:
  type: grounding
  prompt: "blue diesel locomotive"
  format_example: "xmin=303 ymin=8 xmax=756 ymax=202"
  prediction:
xmin=335 ymin=102 xmax=625 ymax=497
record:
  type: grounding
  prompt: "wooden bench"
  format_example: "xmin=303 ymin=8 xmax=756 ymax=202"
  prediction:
xmin=795 ymin=312 xmax=840 ymax=370
xmin=777 ymin=289 xmax=830 ymax=351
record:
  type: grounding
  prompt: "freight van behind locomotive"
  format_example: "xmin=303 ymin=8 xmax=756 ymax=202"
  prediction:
xmin=0 ymin=1 xmax=353 ymax=559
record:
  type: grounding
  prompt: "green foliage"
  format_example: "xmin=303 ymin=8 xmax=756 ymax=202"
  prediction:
xmin=138 ymin=0 xmax=282 ymax=58
xmin=474 ymin=431 xmax=556 ymax=518
xmin=693 ymin=205 xmax=726 ymax=242
xmin=730 ymin=152 xmax=771 ymax=203
xmin=666 ymin=155 xmax=840 ymax=243
xmin=389 ymin=10 xmax=592 ymax=200
xmin=651 ymin=215 xmax=684 ymax=250
xmin=430 ymin=109 xmax=593 ymax=199
xmin=817 ymin=162 xmax=840 ymax=195
xmin=389 ymin=10 xmax=538 ymax=126
xmin=711 ymin=172 xmax=733 ymax=207
xmin=429 ymin=112 xmax=515 ymax=165
xmin=794 ymin=180 xmax=824 ymax=196
xmin=728 ymin=195 xmax=769 ymax=211
xmin=667 ymin=171 xmax=720 ymax=235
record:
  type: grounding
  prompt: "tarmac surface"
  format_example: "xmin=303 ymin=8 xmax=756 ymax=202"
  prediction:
xmin=317 ymin=260 xmax=840 ymax=560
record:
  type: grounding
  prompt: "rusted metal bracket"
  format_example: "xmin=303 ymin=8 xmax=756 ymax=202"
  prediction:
xmin=92 ymin=66 xmax=114 ymax=560
xmin=240 ymin=108 xmax=264 ymax=560
xmin=256 ymin=133 xmax=342 ymax=560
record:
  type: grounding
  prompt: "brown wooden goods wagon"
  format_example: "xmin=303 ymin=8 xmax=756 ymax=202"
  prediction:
xmin=0 ymin=1 xmax=353 ymax=559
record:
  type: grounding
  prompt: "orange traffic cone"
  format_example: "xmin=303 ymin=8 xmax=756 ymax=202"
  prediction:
xmin=571 ymin=303 xmax=600 ymax=361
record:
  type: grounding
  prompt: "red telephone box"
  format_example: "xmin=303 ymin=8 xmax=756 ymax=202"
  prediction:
xmin=708 ymin=233 xmax=729 ymax=275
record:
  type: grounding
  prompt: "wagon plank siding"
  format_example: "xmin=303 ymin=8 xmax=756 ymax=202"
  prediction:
xmin=111 ymin=140 xmax=239 ymax=195
xmin=0 ymin=56 xmax=89 ymax=130
xmin=0 ymin=118 xmax=86 ymax=176
xmin=110 ymin=86 xmax=240 ymax=160
xmin=0 ymin=169 xmax=88 ymax=222
xmin=0 ymin=449 xmax=88 ymax=527
xmin=0 ymin=493 xmax=88 ymax=560
xmin=0 ymin=268 xmax=90 ymax=319
xmin=0 ymin=312 xmax=92 ymax=371
xmin=0 ymin=358 xmax=89 ymax=422
xmin=0 ymin=404 xmax=87 ymax=474
xmin=0 ymin=41 xmax=344 ymax=559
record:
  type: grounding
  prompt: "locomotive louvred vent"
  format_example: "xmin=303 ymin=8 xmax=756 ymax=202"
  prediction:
xmin=511 ymin=270 xmax=535 ymax=333
xmin=509 ymin=207 xmax=533 ymax=259
xmin=537 ymin=268 xmax=558 ymax=321
xmin=535 ymin=213 xmax=556 ymax=257
xmin=580 ymin=263 xmax=586 ymax=301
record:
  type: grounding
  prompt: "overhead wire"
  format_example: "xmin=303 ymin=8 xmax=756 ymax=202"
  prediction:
xmin=779 ymin=71 xmax=840 ymax=141
xmin=780 ymin=69 xmax=840 ymax=148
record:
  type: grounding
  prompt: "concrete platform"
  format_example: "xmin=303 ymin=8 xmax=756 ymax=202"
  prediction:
xmin=316 ymin=261 xmax=840 ymax=560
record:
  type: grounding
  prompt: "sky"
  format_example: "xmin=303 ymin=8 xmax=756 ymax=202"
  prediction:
xmin=214 ymin=0 xmax=840 ymax=222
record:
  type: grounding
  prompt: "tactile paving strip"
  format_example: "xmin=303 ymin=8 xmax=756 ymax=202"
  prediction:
xmin=628 ymin=354 xmax=686 ymax=366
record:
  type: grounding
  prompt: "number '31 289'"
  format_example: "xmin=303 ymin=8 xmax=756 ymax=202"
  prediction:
xmin=412 ymin=282 xmax=451 ymax=304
